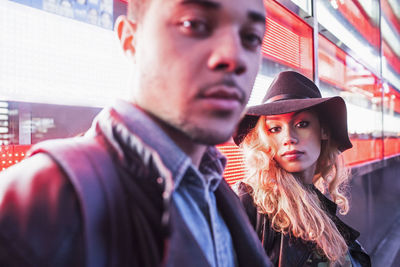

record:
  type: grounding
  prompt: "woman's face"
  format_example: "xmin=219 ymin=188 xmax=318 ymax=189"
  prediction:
xmin=264 ymin=110 xmax=327 ymax=181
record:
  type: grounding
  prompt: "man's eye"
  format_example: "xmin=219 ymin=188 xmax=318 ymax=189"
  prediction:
xmin=296 ymin=121 xmax=309 ymax=128
xmin=242 ymin=32 xmax=263 ymax=50
xmin=180 ymin=19 xmax=210 ymax=36
xmin=268 ymin=127 xmax=280 ymax=133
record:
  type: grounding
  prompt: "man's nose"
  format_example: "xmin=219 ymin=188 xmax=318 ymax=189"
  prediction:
xmin=207 ymin=29 xmax=247 ymax=75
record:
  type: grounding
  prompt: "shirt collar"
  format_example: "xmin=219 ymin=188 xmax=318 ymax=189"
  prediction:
xmin=176 ymin=146 xmax=227 ymax=191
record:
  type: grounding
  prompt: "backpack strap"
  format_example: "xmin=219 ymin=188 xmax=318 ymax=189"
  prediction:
xmin=29 ymin=136 xmax=130 ymax=267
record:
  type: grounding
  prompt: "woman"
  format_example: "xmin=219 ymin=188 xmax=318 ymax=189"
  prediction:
xmin=234 ymin=71 xmax=371 ymax=266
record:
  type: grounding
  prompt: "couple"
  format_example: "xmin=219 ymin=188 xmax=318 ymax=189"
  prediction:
xmin=0 ymin=0 xmax=370 ymax=266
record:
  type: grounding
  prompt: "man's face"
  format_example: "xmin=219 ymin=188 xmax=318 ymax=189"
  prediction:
xmin=122 ymin=0 xmax=265 ymax=145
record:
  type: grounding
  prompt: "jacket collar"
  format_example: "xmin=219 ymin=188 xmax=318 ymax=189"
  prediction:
xmin=93 ymin=100 xmax=226 ymax=189
xmin=309 ymin=185 xmax=361 ymax=243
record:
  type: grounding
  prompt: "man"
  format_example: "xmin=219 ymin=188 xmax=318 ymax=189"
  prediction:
xmin=0 ymin=0 xmax=271 ymax=266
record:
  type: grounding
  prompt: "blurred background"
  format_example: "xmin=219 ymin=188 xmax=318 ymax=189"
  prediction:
xmin=0 ymin=0 xmax=400 ymax=265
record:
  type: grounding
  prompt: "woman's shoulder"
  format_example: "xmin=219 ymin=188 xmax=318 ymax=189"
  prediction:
xmin=236 ymin=182 xmax=254 ymax=205
xmin=236 ymin=181 xmax=252 ymax=193
xmin=235 ymin=181 xmax=259 ymax=226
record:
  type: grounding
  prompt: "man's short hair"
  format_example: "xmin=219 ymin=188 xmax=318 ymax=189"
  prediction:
xmin=128 ymin=0 xmax=150 ymax=21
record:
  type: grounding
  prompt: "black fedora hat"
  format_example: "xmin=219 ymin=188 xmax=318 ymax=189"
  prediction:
xmin=233 ymin=71 xmax=352 ymax=152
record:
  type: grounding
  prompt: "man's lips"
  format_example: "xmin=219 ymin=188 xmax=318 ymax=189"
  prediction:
xmin=198 ymin=78 xmax=246 ymax=105
xmin=200 ymin=86 xmax=243 ymax=103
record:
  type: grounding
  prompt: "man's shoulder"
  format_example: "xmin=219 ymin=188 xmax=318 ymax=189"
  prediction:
xmin=0 ymin=152 xmax=77 ymax=222
xmin=0 ymin=153 xmax=68 ymax=199
xmin=0 ymin=153 xmax=84 ymax=266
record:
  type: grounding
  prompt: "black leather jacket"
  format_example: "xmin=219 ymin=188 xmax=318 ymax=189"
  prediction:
xmin=238 ymin=182 xmax=371 ymax=267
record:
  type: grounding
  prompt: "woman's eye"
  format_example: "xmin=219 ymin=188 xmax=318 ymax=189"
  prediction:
xmin=296 ymin=121 xmax=309 ymax=128
xmin=268 ymin=127 xmax=280 ymax=133
xmin=180 ymin=19 xmax=210 ymax=36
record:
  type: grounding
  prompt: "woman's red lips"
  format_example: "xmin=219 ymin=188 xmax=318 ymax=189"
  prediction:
xmin=282 ymin=150 xmax=303 ymax=156
xmin=282 ymin=150 xmax=304 ymax=160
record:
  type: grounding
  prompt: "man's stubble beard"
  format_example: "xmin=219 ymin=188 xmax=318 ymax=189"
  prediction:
xmin=173 ymin=113 xmax=237 ymax=146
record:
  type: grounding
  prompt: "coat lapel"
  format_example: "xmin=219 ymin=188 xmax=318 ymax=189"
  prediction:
xmin=164 ymin=202 xmax=211 ymax=267
xmin=215 ymin=180 xmax=272 ymax=267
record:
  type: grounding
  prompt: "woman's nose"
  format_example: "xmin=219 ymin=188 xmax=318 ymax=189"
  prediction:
xmin=283 ymin=128 xmax=298 ymax=146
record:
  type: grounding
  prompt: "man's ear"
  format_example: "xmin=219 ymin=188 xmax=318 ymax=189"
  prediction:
xmin=115 ymin=16 xmax=137 ymax=56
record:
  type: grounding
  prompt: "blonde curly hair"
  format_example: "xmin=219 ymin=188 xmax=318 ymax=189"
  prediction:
xmin=240 ymin=113 xmax=351 ymax=263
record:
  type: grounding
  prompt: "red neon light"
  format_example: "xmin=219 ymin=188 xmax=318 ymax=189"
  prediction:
xmin=383 ymin=84 xmax=400 ymax=114
xmin=0 ymin=145 xmax=31 ymax=171
xmin=318 ymin=35 xmax=380 ymax=97
xmin=384 ymin=137 xmax=400 ymax=158
xmin=216 ymin=144 xmax=246 ymax=185
xmin=381 ymin=0 xmax=400 ymax=35
xmin=343 ymin=139 xmax=383 ymax=166
xmin=318 ymin=36 xmax=347 ymax=90
xmin=263 ymin=17 xmax=301 ymax=68
xmin=262 ymin=0 xmax=313 ymax=79
xmin=383 ymin=41 xmax=400 ymax=75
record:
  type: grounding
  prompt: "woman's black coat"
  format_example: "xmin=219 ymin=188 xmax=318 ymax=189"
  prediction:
xmin=238 ymin=182 xmax=371 ymax=267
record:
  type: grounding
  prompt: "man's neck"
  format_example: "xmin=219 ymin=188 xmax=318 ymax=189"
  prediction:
xmin=139 ymin=107 xmax=207 ymax=168
xmin=165 ymin=130 xmax=207 ymax=168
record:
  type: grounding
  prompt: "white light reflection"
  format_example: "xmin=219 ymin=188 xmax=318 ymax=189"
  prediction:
xmin=290 ymin=0 xmax=312 ymax=14
xmin=382 ymin=60 xmax=400 ymax=90
xmin=357 ymin=0 xmax=378 ymax=24
xmin=388 ymin=0 xmax=400 ymax=19
xmin=317 ymin=2 xmax=379 ymax=71
xmin=247 ymin=74 xmax=274 ymax=106
xmin=381 ymin=16 xmax=400 ymax=58
xmin=383 ymin=113 xmax=400 ymax=136
xmin=0 ymin=1 xmax=130 ymax=107
xmin=346 ymin=102 xmax=382 ymax=137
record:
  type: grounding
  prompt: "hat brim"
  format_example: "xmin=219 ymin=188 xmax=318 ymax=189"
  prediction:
xmin=233 ymin=96 xmax=353 ymax=152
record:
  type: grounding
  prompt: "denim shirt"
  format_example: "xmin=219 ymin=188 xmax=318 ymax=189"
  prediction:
xmin=109 ymin=100 xmax=237 ymax=267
